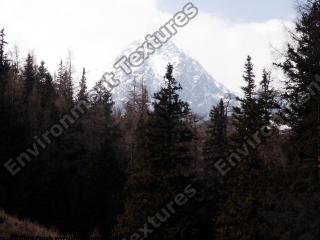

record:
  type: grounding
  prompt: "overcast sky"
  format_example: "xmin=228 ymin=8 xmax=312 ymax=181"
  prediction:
xmin=0 ymin=0 xmax=300 ymax=93
xmin=160 ymin=0 xmax=298 ymax=21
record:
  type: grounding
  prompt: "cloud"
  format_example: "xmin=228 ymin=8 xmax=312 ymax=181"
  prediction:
xmin=0 ymin=0 xmax=293 ymax=92
xmin=173 ymin=12 xmax=294 ymax=93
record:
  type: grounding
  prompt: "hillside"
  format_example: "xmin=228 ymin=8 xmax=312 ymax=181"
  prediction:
xmin=0 ymin=210 xmax=62 ymax=238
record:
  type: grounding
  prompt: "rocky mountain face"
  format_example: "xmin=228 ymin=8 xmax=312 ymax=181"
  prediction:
xmin=112 ymin=41 xmax=235 ymax=116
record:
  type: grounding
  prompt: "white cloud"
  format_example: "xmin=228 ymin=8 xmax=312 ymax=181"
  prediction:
xmin=0 ymin=0 xmax=293 ymax=92
xmin=173 ymin=13 xmax=294 ymax=93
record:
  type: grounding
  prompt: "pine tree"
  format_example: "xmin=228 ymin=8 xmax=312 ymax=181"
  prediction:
xmin=121 ymin=77 xmax=140 ymax=168
xmin=114 ymin=64 xmax=195 ymax=240
xmin=0 ymin=28 xmax=10 ymax=96
xmin=0 ymin=29 xmax=9 ymax=74
xmin=77 ymin=67 xmax=88 ymax=102
xmin=0 ymin=28 xmax=14 ymax=211
xmin=194 ymin=99 xmax=229 ymax=239
xmin=242 ymin=56 xmax=255 ymax=101
xmin=204 ymin=99 xmax=227 ymax=173
xmin=56 ymin=60 xmax=73 ymax=108
xmin=85 ymin=81 xmax=124 ymax=238
xmin=232 ymin=56 xmax=262 ymax=138
xmin=277 ymin=0 xmax=320 ymax=181
xmin=149 ymin=64 xmax=193 ymax=173
xmin=147 ymin=64 xmax=195 ymax=239
xmin=217 ymin=56 xmax=263 ymax=240
xmin=0 ymin=29 xmax=7 ymax=68
xmin=38 ymin=61 xmax=54 ymax=96
xmin=36 ymin=61 xmax=57 ymax=127
xmin=113 ymin=104 xmax=154 ymax=239
xmin=113 ymin=78 xmax=152 ymax=238
xmin=23 ymin=54 xmax=37 ymax=101
xmin=270 ymin=1 xmax=320 ymax=238
xmin=258 ymin=69 xmax=278 ymax=125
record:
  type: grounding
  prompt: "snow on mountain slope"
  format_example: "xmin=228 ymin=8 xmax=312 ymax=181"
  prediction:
xmin=111 ymin=41 xmax=235 ymax=115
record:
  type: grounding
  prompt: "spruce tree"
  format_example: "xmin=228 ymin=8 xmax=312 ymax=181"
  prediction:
xmin=23 ymin=54 xmax=37 ymax=101
xmin=232 ymin=56 xmax=262 ymax=138
xmin=277 ymin=0 xmax=320 ymax=181
xmin=56 ymin=60 xmax=73 ymax=108
xmin=114 ymin=64 xmax=195 ymax=240
xmin=77 ymin=67 xmax=88 ymax=102
xmin=85 ymin=81 xmax=124 ymax=238
xmin=204 ymin=99 xmax=227 ymax=172
xmin=0 ymin=28 xmax=9 ymax=96
xmin=113 ymin=102 xmax=154 ymax=239
xmin=146 ymin=64 xmax=195 ymax=239
xmin=198 ymin=99 xmax=229 ymax=239
xmin=149 ymin=64 xmax=193 ymax=174
xmin=217 ymin=56 xmax=262 ymax=240
xmin=258 ymin=69 xmax=278 ymax=125
xmin=36 ymin=61 xmax=57 ymax=128
xmin=0 ymin=29 xmax=7 ymax=69
xmin=271 ymin=1 xmax=320 ymax=238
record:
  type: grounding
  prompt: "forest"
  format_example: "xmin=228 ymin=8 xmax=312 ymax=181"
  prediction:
xmin=1 ymin=1 xmax=320 ymax=240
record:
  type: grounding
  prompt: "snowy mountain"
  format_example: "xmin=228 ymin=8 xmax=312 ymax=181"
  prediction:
xmin=111 ymin=41 xmax=235 ymax=116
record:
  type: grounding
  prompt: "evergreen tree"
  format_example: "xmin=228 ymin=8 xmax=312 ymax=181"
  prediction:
xmin=149 ymin=64 xmax=193 ymax=173
xmin=86 ymin=80 xmax=124 ymax=238
xmin=77 ymin=67 xmax=88 ymax=102
xmin=277 ymin=0 xmax=320 ymax=181
xmin=56 ymin=60 xmax=73 ymax=108
xmin=232 ymin=56 xmax=262 ymax=138
xmin=193 ymin=99 xmax=229 ymax=240
xmin=0 ymin=29 xmax=7 ymax=69
xmin=258 ymin=69 xmax=278 ymax=125
xmin=270 ymin=1 xmax=320 ymax=238
xmin=144 ymin=64 xmax=195 ymax=239
xmin=114 ymin=64 xmax=195 ymax=240
xmin=38 ymin=61 xmax=54 ymax=100
xmin=0 ymin=28 xmax=10 ymax=96
xmin=121 ymin=77 xmax=140 ymax=169
xmin=113 ymin=104 xmax=154 ymax=239
xmin=217 ymin=56 xmax=263 ymax=240
xmin=37 ymin=61 xmax=57 ymax=128
xmin=23 ymin=54 xmax=37 ymax=101
xmin=204 ymin=99 xmax=227 ymax=172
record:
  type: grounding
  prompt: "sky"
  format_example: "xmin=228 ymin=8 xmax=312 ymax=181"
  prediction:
xmin=160 ymin=0 xmax=298 ymax=22
xmin=0 ymin=0 xmax=301 ymax=93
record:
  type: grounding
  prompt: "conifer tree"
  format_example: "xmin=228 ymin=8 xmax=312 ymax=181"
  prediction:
xmin=77 ymin=67 xmax=88 ymax=102
xmin=217 ymin=56 xmax=262 ymax=240
xmin=0 ymin=28 xmax=9 ymax=95
xmin=85 ymin=80 xmax=124 ymax=238
xmin=146 ymin=64 xmax=195 ymax=239
xmin=149 ymin=64 xmax=193 ymax=173
xmin=204 ymin=99 xmax=227 ymax=172
xmin=258 ymin=69 xmax=278 ymax=125
xmin=232 ymin=56 xmax=262 ymax=138
xmin=23 ymin=54 xmax=37 ymax=101
xmin=197 ymin=99 xmax=229 ymax=239
xmin=57 ymin=60 xmax=73 ymax=108
xmin=278 ymin=0 xmax=320 ymax=181
xmin=0 ymin=29 xmax=7 ymax=68
xmin=268 ymin=1 xmax=320 ymax=238
xmin=113 ymin=100 xmax=154 ymax=239
xmin=114 ymin=64 xmax=195 ymax=240
xmin=36 ymin=61 xmax=57 ymax=127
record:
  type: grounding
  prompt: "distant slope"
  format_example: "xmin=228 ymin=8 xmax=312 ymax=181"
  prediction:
xmin=0 ymin=210 xmax=61 ymax=238
xmin=112 ymin=41 xmax=236 ymax=115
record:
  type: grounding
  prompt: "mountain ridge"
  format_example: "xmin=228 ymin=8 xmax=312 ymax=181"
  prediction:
xmin=111 ymin=41 xmax=235 ymax=115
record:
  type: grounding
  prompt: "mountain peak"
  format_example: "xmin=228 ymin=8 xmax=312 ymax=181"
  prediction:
xmin=112 ymin=41 xmax=234 ymax=115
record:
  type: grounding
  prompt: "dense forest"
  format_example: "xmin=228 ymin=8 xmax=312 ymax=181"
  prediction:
xmin=1 ymin=1 xmax=320 ymax=239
